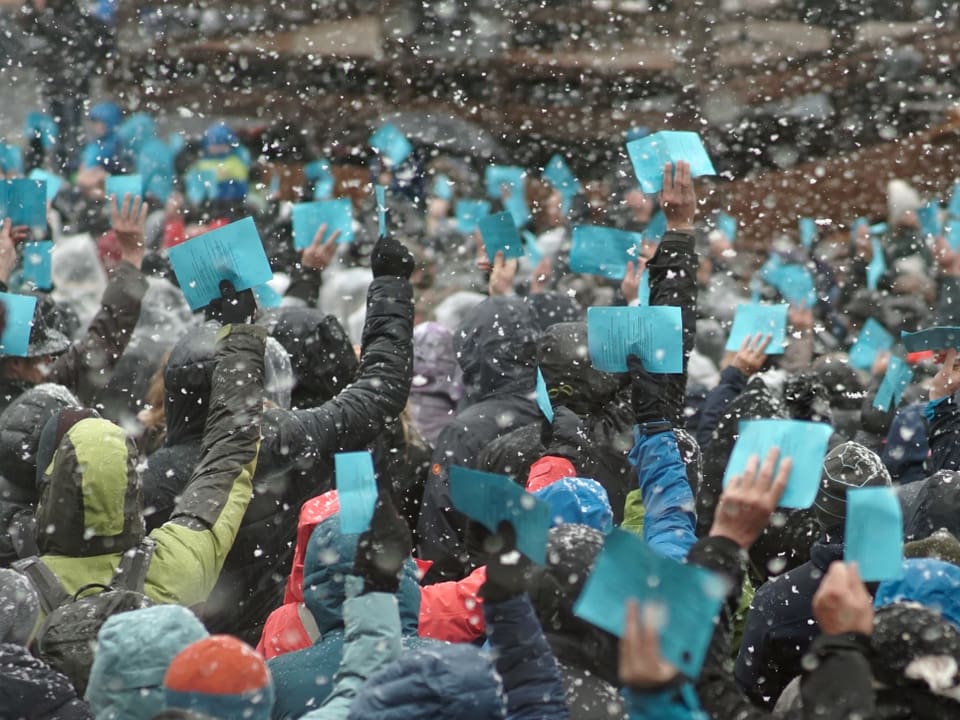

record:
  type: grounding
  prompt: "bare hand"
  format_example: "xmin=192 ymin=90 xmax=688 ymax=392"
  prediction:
xmin=930 ymin=347 xmax=960 ymax=400
xmin=659 ymin=161 xmax=696 ymax=232
xmin=812 ymin=562 xmax=875 ymax=636
xmin=111 ymin=194 xmax=148 ymax=270
xmin=619 ymin=600 xmax=679 ymax=689
xmin=0 ymin=219 xmax=16 ymax=283
xmin=871 ymin=350 xmax=890 ymax=379
xmin=301 ymin=223 xmax=341 ymax=272
xmin=488 ymin=251 xmax=518 ymax=296
xmin=9 ymin=225 xmax=29 ymax=244
xmin=710 ymin=448 xmax=791 ymax=549
xmin=530 ymin=256 xmax=552 ymax=294
xmin=731 ymin=333 xmax=772 ymax=376
xmin=475 ymin=233 xmax=492 ymax=273
xmin=621 ymin=258 xmax=647 ymax=305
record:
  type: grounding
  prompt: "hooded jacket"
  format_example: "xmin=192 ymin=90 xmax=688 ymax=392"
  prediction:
xmin=142 ymin=276 xmax=413 ymax=641
xmin=925 ymin=390 xmax=960 ymax=474
xmin=0 ymin=643 xmax=92 ymax=720
xmin=418 ymin=296 xmax=542 ymax=583
xmin=408 ymin=321 xmax=463 ymax=446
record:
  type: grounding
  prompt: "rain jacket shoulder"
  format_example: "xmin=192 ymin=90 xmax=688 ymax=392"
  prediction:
xmin=0 ymin=642 xmax=91 ymax=720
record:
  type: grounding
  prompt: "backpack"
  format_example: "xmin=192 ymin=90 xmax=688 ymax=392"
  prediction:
xmin=13 ymin=537 xmax=157 ymax=695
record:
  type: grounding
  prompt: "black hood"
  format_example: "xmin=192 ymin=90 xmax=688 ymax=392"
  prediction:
xmin=455 ymin=296 xmax=539 ymax=404
xmin=163 ymin=324 xmax=219 ymax=445
xmin=538 ymin=322 xmax=622 ymax=415
xmin=902 ymin=471 xmax=960 ymax=542
xmin=525 ymin=291 xmax=583 ymax=332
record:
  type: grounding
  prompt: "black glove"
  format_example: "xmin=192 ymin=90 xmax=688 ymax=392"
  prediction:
xmin=539 ymin=406 xmax=585 ymax=462
xmin=205 ymin=280 xmax=257 ymax=325
xmin=479 ymin=522 xmax=534 ymax=603
xmin=370 ymin=235 xmax=415 ymax=279
xmin=352 ymin=490 xmax=413 ymax=594
xmin=627 ymin=354 xmax=671 ymax=427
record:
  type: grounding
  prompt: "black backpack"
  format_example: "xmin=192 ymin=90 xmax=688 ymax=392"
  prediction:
xmin=13 ymin=538 xmax=157 ymax=694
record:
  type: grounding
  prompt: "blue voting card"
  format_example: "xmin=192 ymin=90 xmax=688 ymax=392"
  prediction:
xmin=105 ymin=175 xmax=143 ymax=204
xmin=139 ymin=138 xmax=176 ymax=203
xmin=485 ymin=165 xmax=525 ymax=200
xmin=586 ymin=306 xmax=684 ymax=374
xmin=919 ymin=201 xmax=942 ymax=239
xmin=433 ymin=174 xmax=454 ymax=201
xmin=21 ymin=242 xmax=53 ymax=291
xmin=0 ymin=180 xmax=47 ymax=230
xmin=375 ymin=184 xmax=388 ymax=238
xmin=949 ymin=182 xmax=960 ymax=219
xmin=901 ymin=326 xmax=960 ymax=352
xmin=252 ymin=283 xmax=283 ymax=309
xmin=168 ymin=217 xmax=273 ymax=310
xmin=185 ymin=169 xmax=217 ymax=205
xmin=305 ymin=159 xmax=335 ymax=200
xmin=0 ymin=292 xmax=37 ymax=357
xmin=638 ymin=270 xmax=650 ymax=306
xmin=369 ymin=123 xmax=413 ymax=167
xmin=479 ymin=212 xmax=523 ymax=260
xmin=717 ymin=212 xmax=737 ymax=241
xmin=759 ymin=255 xmax=817 ymax=308
xmin=867 ymin=239 xmax=886 ymax=291
xmin=542 ymin=154 xmax=581 ymax=196
xmin=569 ymin=225 xmax=643 ymax=280
xmin=626 ymin=131 xmax=717 ymax=194
xmin=723 ymin=419 xmax=833 ymax=509
xmin=28 ymin=170 xmax=64 ymax=203
xmin=850 ymin=217 xmax=868 ymax=241
xmin=873 ymin=355 xmax=912 ymax=412
xmin=25 ymin=112 xmax=58 ymax=150
xmin=869 ymin=223 xmax=888 ymax=236
xmin=725 ymin=303 xmax=788 ymax=354
xmin=504 ymin=191 xmax=531 ymax=228
xmin=573 ymin=528 xmax=728 ymax=678
xmin=449 ymin=465 xmax=551 ymax=564
xmin=849 ymin=318 xmax=894 ymax=372
xmin=455 ymin=199 xmax=491 ymax=234
xmin=292 ymin=199 xmax=354 ymax=250
xmin=0 ymin=144 xmax=22 ymax=175
xmin=336 ymin=451 xmax=378 ymax=534
xmin=845 ymin=487 xmax=904 ymax=582
xmin=535 ymin=368 xmax=554 ymax=423
xmin=524 ymin=231 xmax=543 ymax=264
xmin=642 ymin=211 xmax=667 ymax=244
xmin=799 ymin=218 xmax=816 ymax=249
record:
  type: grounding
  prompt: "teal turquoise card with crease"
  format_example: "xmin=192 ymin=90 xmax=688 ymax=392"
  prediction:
xmin=626 ymin=131 xmax=716 ymax=194
xmin=873 ymin=356 xmax=912 ymax=412
xmin=901 ymin=326 xmax=960 ymax=352
xmin=799 ymin=218 xmax=816 ymax=249
xmin=535 ymin=368 xmax=554 ymax=423
xmin=845 ymin=487 xmax=904 ymax=582
xmin=725 ymin=304 xmax=788 ymax=354
xmin=21 ymin=242 xmax=53 ymax=290
xmin=292 ymin=199 xmax=354 ymax=249
xmin=849 ymin=318 xmax=893 ymax=371
xmin=485 ymin=165 xmax=525 ymax=199
xmin=0 ymin=180 xmax=47 ymax=230
xmin=479 ymin=212 xmax=523 ymax=260
xmin=0 ymin=292 xmax=37 ymax=357
xmin=586 ymin=306 xmax=683 ymax=374
xmin=369 ymin=124 xmax=413 ymax=167
xmin=336 ymin=451 xmax=378 ymax=534
xmin=569 ymin=225 xmax=643 ymax=280
xmin=455 ymin=200 xmax=491 ymax=234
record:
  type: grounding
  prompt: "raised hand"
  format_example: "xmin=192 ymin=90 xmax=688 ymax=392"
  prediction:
xmin=621 ymin=258 xmax=646 ymax=305
xmin=660 ymin=161 xmax=696 ymax=232
xmin=110 ymin=193 xmax=148 ymax=270
xmin=301 ymin=222 xmax=341 ymax=272
xmin=812 ymin=562 xmax=875 ymax=636
xmin=488 ymin=251 xmax=518 ymax=296
xmin=619 ymin=600 xmax=679 ymax=689
xmin=0 ymin=219 xmax=16 ymax=284
xmin=530 ymin=255 xmax=552 ymax=294
xmin=731 ymin=333 xmax=772 ymax=376
xmin=709 ymin=448 xmax=791 ymax=549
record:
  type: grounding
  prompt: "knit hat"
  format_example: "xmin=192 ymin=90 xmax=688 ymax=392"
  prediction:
xmin=163 ymin=636 xmax=274 ymax=720
xmin=815 ymin=441 xmax=892 ymax=528
xmin=0 ymin=567 xmax=40 ymax=646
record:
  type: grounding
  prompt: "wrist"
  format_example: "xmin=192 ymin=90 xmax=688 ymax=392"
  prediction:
xmin=120 ymin=251 xmax=144 ymax=270
xmin=666 ymin=222 xmax=694 ymax=233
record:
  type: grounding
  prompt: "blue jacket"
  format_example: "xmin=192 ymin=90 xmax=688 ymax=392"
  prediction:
xmin=875 ymin=558 xmax=960 ymax=629
xmin=627 ymin=429 xmax=697 ymax=563
xmin=695 ymin=366 xmax=748 ymax=449
xmin=267 ymin=517 xmax=423 ymax=720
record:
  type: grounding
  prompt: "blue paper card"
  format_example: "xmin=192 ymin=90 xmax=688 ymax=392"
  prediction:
xmin=185 ymin=169 xmax=217 ymax=205
xmin=901 ymin=326 xmax=960 ymax=353
xmin=0 ymin=292 xmax=37 ymax=357
xmin=535 ymin=368 xmax=554 ymax=423
xmin=867 ymin=239 xmax=886 ymax=291
xmin=542 ymin=155 xmax=581 ymax=196
xmin=0 ymin=143 xmax=23 ymax=175
xmin=717 ymin=212 xmax=737 ymax=241
xmin=335 ymin=451 xmax=378 ymax=534
xmin=0 ymin=180 xmax=47 ymax=230
xmin=873 ymin=355 xmax=912 ymax=412
xmin=642 ymin=211 xmax=667 ymax=244
xmin=638 ymin=270 xmax=650 ymax=305
xmin=725 ymin=304 xmax=788 ymax=354
xmin=479 ymin=212 xmax=523 ymax=261
xmin=449 ymin=465 xmax=551 ymax=564
xmin=759 ymin=256 xmax=817 ymax=308
xmin=105 ymin=175 xmax=143 ymax=203
xmin=21 ymin=241 xmax=53 ymax=290
xmin=919 ymin=201 xmax=942 ymax=239
xmin=845 ymin=487 xmax=904 ymax=582
xmin=869 ymin=223 xmax=888 ymax=236
xmin=305 ymin=159 xmax=335 ymax=200
xmin=485 ymin=165 xmax=525 ymax=200
xmin=799 ymin=218 xmax=816 ymax=249
xmin=369 ymin=123 xmax=413 ymax=167
xmin=28 ymin=170 xmax=64 ymax=202
xmin=849 ymin=318 xmax=894 ymax=371
xmin=433 ymin=174 xmax=454 ymax=201
xmin=253 ymin=283 xmax=283 ymax=309
xmin=292 ymin=199 xmax=354 ymax=250
xmin=504 ymin=191 xmax=531 ymax=228
xmin=375 ymin=184 xmax=387 ymax=238
xmin=586 ymin=306 xmax=684 ymax=374
xmin=569 ymin=225 xmax=642 ymax=280
xmin=723 ymin=419 xmax=833 ymax=509
xmin=626 ymin=131 xmax=717 ymax=194
xmin=168 ymin=217 xmax=273 ymax=310
xmin=573 ymin=528 xmax=727 ymax=678
xmin=455 ymin=199 xmax=491 ymax=234
xmin=949 ymin=183 xmax=960 ymax=219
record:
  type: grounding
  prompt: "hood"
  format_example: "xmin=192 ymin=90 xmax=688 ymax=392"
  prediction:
xmin=89 ymin=102 xmax=122 ymax=131
xmin=283 ymin=490 xmax=341 ymax=605
xmin=0 ymin=643 xmax=86 ymax=716
xmin=35 ymin=413 xmax=143 ymax=557
xmin=875 ymin=559 xmax=960 ymax=631
xmin=271 ymin=308 xmax=359 ymax=409
xmin=525 ymin=290 xmax=583 ymax=331
xmin=117 ymin=113 xmax=156 ymax=157
xmin=902 ymin=471 xmax=960 ymax=542
xmin=455 ymin=296 xmax=539 ymax=404
xmin=301 ymin=515 xmax=420 ymax=636
xmin=345 ymin=644 xmax=506 ymax=720
xmin=538 ymin=322 xmax=622 ymax=415
xmin=0 ymin=568 xmax=40 ymax=645
xmin=533 ymin=477 xmax=613 ymax=534
xmin=411 ymin=322 xmax=463 ymax=403
xmin=86 ymin=605 xmax=209 ymax=720
xmin=202 ymin=122 xmax=239 ymax=152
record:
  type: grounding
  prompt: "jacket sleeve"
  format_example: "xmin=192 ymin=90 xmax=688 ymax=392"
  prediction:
xmin=47 ymin=261 xmax=147 ymax=403
xmin=926 ymin=394 xmax=960 ymax=473
xmin=146 ymin=324 xmax=265 ymax=607
xmin=798 ymin=633 xmax=876 ymax=719
xmin=260 ymin=275 xmax=413 ymax=475
xmin=418 ymin=565 xmax=487 ymax=642
xmin=484 ymin=593 xmax=569 ymax=720
xmin=696 ymin=366 xmax=748 ymax=448
xmin=627 ymin=429 xmax=697 ymax=562
xmin=302 ymin=577 xmax=403 ymax=720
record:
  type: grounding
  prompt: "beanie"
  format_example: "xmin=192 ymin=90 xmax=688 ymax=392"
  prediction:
xmin=163 ymin=636 xmax=274 ymax=720
xmin=0 ymin=568 xmax=40 ymax=645
xmin=814 ymin=441 xmax=891 ymax=528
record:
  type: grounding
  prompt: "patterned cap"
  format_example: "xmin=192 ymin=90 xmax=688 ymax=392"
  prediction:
xmin=815 ymin=441 xmax=891 ymax=528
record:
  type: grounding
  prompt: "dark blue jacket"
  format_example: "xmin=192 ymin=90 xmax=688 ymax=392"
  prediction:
xmin=695 ymin=366 xmax=748 ymax=449
xmin=926 ymin=394 xmax=960 ymax=474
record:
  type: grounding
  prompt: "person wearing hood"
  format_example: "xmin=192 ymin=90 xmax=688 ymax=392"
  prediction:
xmin=0 ymin=567 xmax=91 ymax=719
xmin=80 ymin=102 xmax=123 ymax=174
xmin=408 ymin=321 xmax=463 ymax=446
xmin=187 ymin=122 xmax=250 ymax=210
xmin=141 ymin=236 xmax=415 ymax=642
xmin=924 ymin=347 xmax=960 ymax=474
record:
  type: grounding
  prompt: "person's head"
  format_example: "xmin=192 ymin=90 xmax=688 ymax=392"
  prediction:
xmin=88 ymin=102 xmax=122 ymax=140
xmin=163 ymin=636 xmax=273 ymax=720
xmin=538 ymin=322 xmax=621 ymax=415
xmin=814 ymin=441 xmax=892 ymax=531
xmin=0 ymin=305 xmax=72 ymax=386
xmin=0 ymin=567 xmax=40 ymax=646
xmin=201 ymin=122 xmax=239 ymax=159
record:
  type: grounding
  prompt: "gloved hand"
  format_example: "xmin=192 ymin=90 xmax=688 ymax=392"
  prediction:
xmin=205 ymin=280 xmax=257 ymax=325
xmin=539 ymin=406 xmax=585 ymax=462
xmin=480 ymin=522 xmax=534 ymax=603
xmin=627 ymin=354 xmax=670 ymax=426
xmin=371 ymin=235 xmax=415 ymax=279
xmin=353 ymin=489 xmax=413 ymax=594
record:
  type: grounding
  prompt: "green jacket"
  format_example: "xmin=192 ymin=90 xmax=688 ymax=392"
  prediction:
xmin=37 ymin=324 xmax=265 ymax=609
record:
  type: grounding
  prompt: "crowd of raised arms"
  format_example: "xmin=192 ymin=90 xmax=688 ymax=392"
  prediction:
xmin=2 ymin=75 xmax=960 ymax=720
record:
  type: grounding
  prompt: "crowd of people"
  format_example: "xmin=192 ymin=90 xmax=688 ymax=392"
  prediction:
xmin=1 ymin=54 xmax=960 ymax=720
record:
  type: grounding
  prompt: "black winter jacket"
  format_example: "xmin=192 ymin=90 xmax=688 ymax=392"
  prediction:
xmin=0 ymin=643 xmax=91 ymax=719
